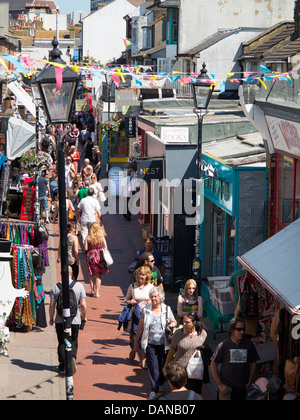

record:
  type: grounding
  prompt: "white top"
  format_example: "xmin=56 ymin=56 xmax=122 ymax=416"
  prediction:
xmin=90 ymin=181 xmax=104 ymax=199
xmin=78 ymin=195 xmax=100 ymax=223
xmin=65 ymin=163 xmax=75 ymax=189
xmin=126 ymin=282 xmax=153 ymax=311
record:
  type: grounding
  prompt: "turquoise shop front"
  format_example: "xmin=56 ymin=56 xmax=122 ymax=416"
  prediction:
xmin=200 ymin=153 xmax=267 ymax=278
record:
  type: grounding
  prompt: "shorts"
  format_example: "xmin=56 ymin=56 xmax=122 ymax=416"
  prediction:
xmin=39 ymin=196 xmax=49 ymax=211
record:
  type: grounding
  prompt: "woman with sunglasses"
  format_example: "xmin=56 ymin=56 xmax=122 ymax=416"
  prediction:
xmin=211 ymin=317 xmax=259 ymax=400
xmin=164 ymin=311 xmax=212 ymax=397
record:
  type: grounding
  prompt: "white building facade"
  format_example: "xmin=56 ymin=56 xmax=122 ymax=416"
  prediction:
xmin=82 ymin=0 xmax=141 ymax=64
xmin=179 ymin=0 xmax=295 ymax=54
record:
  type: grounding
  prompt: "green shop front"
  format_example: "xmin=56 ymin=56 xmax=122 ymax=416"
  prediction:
xmin=200 ymin=152 xmax=267 ymax=278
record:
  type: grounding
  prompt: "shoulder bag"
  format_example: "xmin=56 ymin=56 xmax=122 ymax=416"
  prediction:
xmin=239 ymin=275 xmax=259 ymax=318
xmin=102 ymin=238 xmax=113 ymax=266
xmin=165 ymin=305 xmax=174 ymax=345
xmin=68 ymin=205 xmax=76 ymax=222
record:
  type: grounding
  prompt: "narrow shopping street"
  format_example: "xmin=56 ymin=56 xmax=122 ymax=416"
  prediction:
xmin=69 ymin=211 xmax=150 ymax=400
xmin=0 ymin=209 xmax=216 ymax=400
xmin=2 ymin=0 xmax=300 ymax=403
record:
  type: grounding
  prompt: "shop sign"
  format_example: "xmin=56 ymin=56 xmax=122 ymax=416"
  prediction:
xmin=108 ymin=166 xmax=124 ymax=196
xmin=160 ymin=127 xmax=189 ymax=143
xmin=265 ymin=116 xmax=300 ymax=159
xmin=125 ymin=116 xmax=136 ymax=138
xmin=137 ymin=160 xmax=163 ymax=181
xmin=115 ymin=89 xmax=140 ymax=107
xmin=75 ymin=99 xmax=90 ymax=112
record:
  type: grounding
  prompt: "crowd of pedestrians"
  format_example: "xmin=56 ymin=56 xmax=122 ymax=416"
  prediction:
xmin=38 ymin=114 xmax=110 ymax=376
xmin=34 ymin=113 xmax=260 ymax=401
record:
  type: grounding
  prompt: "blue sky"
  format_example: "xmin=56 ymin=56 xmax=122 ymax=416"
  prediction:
xmin=55 ymin=0 xmax=90 ymax=14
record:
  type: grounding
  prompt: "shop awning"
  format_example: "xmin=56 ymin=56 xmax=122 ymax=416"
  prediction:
xmin=7 ymin=81 xmax=45 ymax=128
xmin=6 ymin=117 xmax=35 ymax=161
xmin=237 ymin=218 xmax=300 ymax=315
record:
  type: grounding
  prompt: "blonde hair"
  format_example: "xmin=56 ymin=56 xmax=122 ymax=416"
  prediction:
xmin=86 ymin=165 xmax=93 ymax=175
xmin=135 ymin=266 xmax=151 ymax=284
xmin=90 ymin=223 xmax=106 ymax=245
xmin=184 ymin=279 xmax=198 ymax=300
xmin=69 ymin=145 xmax=76 ymax=153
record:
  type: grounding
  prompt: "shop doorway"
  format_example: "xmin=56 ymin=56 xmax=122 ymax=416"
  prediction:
xmin=204 ymin=202 xmax=235 ymax=277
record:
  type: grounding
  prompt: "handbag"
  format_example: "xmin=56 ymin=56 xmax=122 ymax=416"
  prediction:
xmin=234 ymin=298 xmax=262 ymax=337
xmin=68 ymin=206 xmax=76 ymax=221
xmin=186 ymin=349 xmax=204 ymax=380
xmin=37 ymin=223 xmax=49 ymax=240
xmin=103 ymin=247 xmax=113 ymax=266
xmin=99 ymin=191 xmax=106 ymax=202
xmin=240 ymin=275 xmax=259 ymax=318
xmin=165 ymin=305 xmax=174 ymax=344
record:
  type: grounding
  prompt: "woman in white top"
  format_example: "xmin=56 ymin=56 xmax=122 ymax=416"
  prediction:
xmin=125 ymin=266 xmax=153 ymax=311
xmin=65 ymin=156 xmax=76 ymax=191
xmin=90 ymin=173 xmax=105 ymax=200
xmin=125 ymin=266 xmax=153 ymax=368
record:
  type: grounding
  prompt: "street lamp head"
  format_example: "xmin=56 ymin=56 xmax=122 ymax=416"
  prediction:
xmin=30 ymin=74 xmax=41 ymax=101
xmin=191 ymin=62 xmax=214 ymax=111
xmin=36 ymin=37 xmax=81 ymax=124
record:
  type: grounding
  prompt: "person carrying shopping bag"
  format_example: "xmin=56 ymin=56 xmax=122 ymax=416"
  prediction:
xmin=164 ymin=311 xmax=213 ymax=397
xmin=133 ymin=287 xmax=176 ymax=400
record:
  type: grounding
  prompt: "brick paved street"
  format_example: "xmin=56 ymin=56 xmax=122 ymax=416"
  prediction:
xmin=52 ymin=207 xmax=216 ymax=400
xmin=71 ymin=211 xmax=150 ymax=400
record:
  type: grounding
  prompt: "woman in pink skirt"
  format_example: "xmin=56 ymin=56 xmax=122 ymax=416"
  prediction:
xmin=84 ymin=223 xmax=108 ymax=297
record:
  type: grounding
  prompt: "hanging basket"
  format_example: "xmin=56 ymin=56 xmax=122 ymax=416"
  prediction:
xmin=20 ymin=149 xmax=53 ymax=174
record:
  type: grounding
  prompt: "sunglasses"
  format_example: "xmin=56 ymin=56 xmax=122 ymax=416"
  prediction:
xmin=148 ymin=259 xmax=155 ymax=262
xmin=234 ymin=327 xmax=245 ymax=332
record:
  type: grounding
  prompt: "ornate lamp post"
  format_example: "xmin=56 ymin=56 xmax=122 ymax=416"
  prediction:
xmin=36 ymin=37 xmax=81 ymax=400
xmin=30 ymin=74 xmax=42 ymax=223
xmin=190 ymin=63 xmax=215 ymax=283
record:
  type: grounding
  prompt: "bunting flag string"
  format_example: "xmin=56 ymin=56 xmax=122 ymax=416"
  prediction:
xmin=0 ymin=54 xmax=297 ymax=91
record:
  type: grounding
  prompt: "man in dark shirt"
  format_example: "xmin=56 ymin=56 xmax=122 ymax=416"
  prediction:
xmin=211 ymin=317 xmax=259 ymax=400
xmin=134 ymin=237 xmax=164 ymax=277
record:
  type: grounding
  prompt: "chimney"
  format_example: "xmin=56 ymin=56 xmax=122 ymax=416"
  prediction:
xmin=292 ymin=0 xmax=300 ymax=40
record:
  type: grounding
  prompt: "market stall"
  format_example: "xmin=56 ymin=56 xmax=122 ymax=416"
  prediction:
xmin=238 ymin=218 xmax=300 ymax=397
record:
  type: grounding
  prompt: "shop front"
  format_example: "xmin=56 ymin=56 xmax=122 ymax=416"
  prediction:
xmin=264 ymin=115 xmax=300 ymax=233
xmin=201 ymin=139 xmax=267 ymax=278
xmin=137 ymin=131 xmax=198 ymax=288
xmin=238 ymin=218 xmax=300 ymax=395
xmin=238 ymin=88 xmax=300 ymax=396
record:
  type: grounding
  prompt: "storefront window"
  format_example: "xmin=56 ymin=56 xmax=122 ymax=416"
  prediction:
xmin=212 ymin=207 xmax=225 ymax=276
xmin=276 ymin=155 xmax=297 ymax=228
xmin=110 ymin=132 xmax=129 ymax=158
xmin=204 ymin=202 xmax=236 ymax=277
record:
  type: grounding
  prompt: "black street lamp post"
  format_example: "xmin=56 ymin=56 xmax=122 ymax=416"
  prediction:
xmin=31 ymin=75 xmax=43 ymax=224
xmin=36 ymin=37 xmax=81 ymax=400
xmin=190 ymin=63 xmax=215 ymax=283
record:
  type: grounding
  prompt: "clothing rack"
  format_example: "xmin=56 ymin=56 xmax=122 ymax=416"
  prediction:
xmin=0 ymin=218 xmax=37 ymax=225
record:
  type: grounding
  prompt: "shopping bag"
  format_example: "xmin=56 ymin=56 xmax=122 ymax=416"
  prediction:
xmin=186 ymin=350 xmax=204 ymax=380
